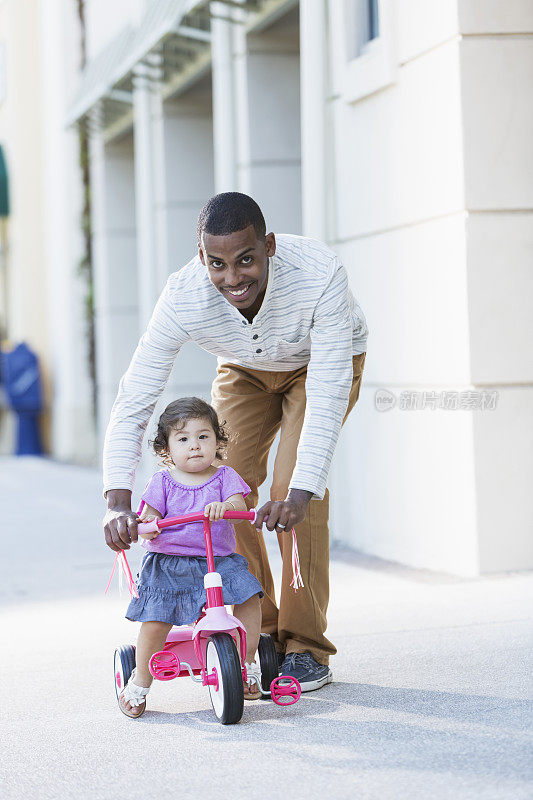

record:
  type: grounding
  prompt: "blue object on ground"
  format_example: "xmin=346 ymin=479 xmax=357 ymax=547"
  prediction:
xmin=0 ymin=342 xmax=43 ymax=455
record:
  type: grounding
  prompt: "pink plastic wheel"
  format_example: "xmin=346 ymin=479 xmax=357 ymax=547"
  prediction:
xmin=149 ymin=651 xmax=181 ymax=681
xmin=270 ymin=676 xmax=301 ymax=706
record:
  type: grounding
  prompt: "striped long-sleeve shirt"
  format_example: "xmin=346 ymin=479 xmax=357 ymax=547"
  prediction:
xmin=103 ymin=234 xmax=368 ymax=500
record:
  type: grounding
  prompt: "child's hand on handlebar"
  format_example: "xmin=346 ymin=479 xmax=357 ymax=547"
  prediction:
xmin=204 ymin=501 xmax=231 ymax=522
xmin=138 ymin=515 xmax=161 ymax=540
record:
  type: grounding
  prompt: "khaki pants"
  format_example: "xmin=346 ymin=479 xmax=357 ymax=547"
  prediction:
xmin=211 ymin=352 xmax=366 ymax=665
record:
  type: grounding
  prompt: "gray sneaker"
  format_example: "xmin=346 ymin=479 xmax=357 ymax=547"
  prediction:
xmin=280 ymin=652 xmax=333 ymax=692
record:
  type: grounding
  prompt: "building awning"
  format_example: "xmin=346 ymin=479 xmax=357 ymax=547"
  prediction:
xmin=66 ymin=0 xmax=290 ymax=137
xmin=109 ymin=0 xmax=211 ymax=85
xmin=0 ymin=145 xmax=9 ymax=217
xmin=65 ymin=25 xmax=137 ymax=129
xmin=66 ymin=0 xmax=212 ymax=136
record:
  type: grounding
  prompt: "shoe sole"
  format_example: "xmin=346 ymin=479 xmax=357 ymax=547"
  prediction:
xmin=281 ymin=669 xmax=333 ymax=693
xmin=118 ymin=693 xmax=146 ymax=718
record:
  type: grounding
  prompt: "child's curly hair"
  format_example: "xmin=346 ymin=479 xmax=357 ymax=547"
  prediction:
xmin=149 ymin=397 xmax=229 ymax=468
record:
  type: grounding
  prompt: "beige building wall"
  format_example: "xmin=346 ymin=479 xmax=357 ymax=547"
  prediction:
xmin=0 ymin=0 xmax=95 ymax=463
xmin=0 ymin=0 xmax=50 ymax=452
xmin=325 ymin=0 xmax=533 ymax=574
xmin=458 ymin=2 xmax=533 ymax=571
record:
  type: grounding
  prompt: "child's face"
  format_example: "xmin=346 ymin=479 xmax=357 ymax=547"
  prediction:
xmin=166 ymin=417 xmax=218 ymax=473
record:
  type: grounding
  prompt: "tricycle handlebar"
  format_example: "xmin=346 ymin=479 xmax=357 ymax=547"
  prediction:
xmin=137 ymin=509 xmax=257 ymax=537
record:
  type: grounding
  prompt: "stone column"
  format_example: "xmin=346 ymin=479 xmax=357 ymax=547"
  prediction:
xmin=133 ymin=64 xmax=158 ymax=332
xmin=90 ymin=131 xmax=138 ymax=453
xmin=40 ymin=0 xmax=95 ymax=463
xmin=211 ymin=2 xmax=238 ymax=191
xmin=233 ymin=10 xmax=302 ymax=232
xmin=300 ymin=0 xmax=328 ymax=240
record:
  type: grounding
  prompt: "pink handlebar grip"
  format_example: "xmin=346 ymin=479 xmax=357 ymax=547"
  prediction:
xmin=137 ymin=518 xmax=161 ymax=537
xmin=137 ymin=508 xmax=257 ymax=534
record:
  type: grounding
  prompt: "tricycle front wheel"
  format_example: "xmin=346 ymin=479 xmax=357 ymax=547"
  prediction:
xmin=206 ymin=633 xmax=244 ymax=724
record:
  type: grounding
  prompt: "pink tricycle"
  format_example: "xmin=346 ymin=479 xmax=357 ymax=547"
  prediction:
xmin=113 ymin=509 xmax=301 ymax=724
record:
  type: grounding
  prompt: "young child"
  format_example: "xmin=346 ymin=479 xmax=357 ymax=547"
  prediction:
xmin=119 ymin=396 xmax=264 ymax=718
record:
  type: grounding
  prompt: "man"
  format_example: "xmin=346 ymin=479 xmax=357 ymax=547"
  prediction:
xmin=103 ymin=192 xmax=367 ymax=692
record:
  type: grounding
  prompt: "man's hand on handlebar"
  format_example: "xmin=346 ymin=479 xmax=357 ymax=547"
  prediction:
xmin=254 ymin=488 xmax=313 ymax=534
xmin=103 ymin=489 xmax=139 ymax=552
xmin=103 ymin=507 xmax=140 ymax=551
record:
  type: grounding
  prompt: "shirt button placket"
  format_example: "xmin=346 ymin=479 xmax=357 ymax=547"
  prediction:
xmin=250 ymin=329 xmax=261 ymax=355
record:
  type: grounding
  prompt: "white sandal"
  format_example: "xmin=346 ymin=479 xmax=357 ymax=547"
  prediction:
xmin=118 ymin=669 xmax=150 ymax=718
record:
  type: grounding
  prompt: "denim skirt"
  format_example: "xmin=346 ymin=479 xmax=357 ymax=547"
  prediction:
xmin=126 ymin=552 xmax=264 ymax=626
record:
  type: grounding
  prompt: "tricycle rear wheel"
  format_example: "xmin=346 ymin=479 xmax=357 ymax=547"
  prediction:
xmin=114 ymin=645 xmax=136 ymax=700
xmin=206 ymin=633 xmax=244 ymax=724
xmin=257 ymin=634 xmax=279 ymax=699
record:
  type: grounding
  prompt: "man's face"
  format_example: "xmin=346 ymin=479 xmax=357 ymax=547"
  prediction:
xmin=199 ymin=225 xmax=276 ymax=312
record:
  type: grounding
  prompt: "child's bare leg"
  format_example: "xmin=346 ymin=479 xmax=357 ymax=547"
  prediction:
xmin=122 ymin=620 xmax=172 ymax=715
xmin=135 ymin=621 xmax=172 ymax=685
xmin=233 ymin=593 xmax=261 ymax=664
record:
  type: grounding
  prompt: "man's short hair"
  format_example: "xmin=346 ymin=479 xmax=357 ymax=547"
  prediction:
xmin=197 ymin=192 xmax=266 ymax=243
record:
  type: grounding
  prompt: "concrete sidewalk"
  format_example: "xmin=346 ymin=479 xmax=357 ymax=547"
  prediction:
xmin=1 ymin=457 xmax=532 ymax=800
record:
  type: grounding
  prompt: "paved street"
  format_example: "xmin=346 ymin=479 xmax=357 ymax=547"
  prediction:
xmin=1 ymin=457 xmax=532 ymax=800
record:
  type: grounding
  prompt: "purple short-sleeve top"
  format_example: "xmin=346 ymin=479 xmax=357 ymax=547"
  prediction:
xmin=138 ymin=465 xmax=251 ymax=556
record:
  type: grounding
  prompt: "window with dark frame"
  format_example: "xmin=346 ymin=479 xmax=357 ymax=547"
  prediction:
xmin=345 ymin=0 xmax=381 ymax=61
xmin=368 ymin=0 xmax=379 ymax=41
